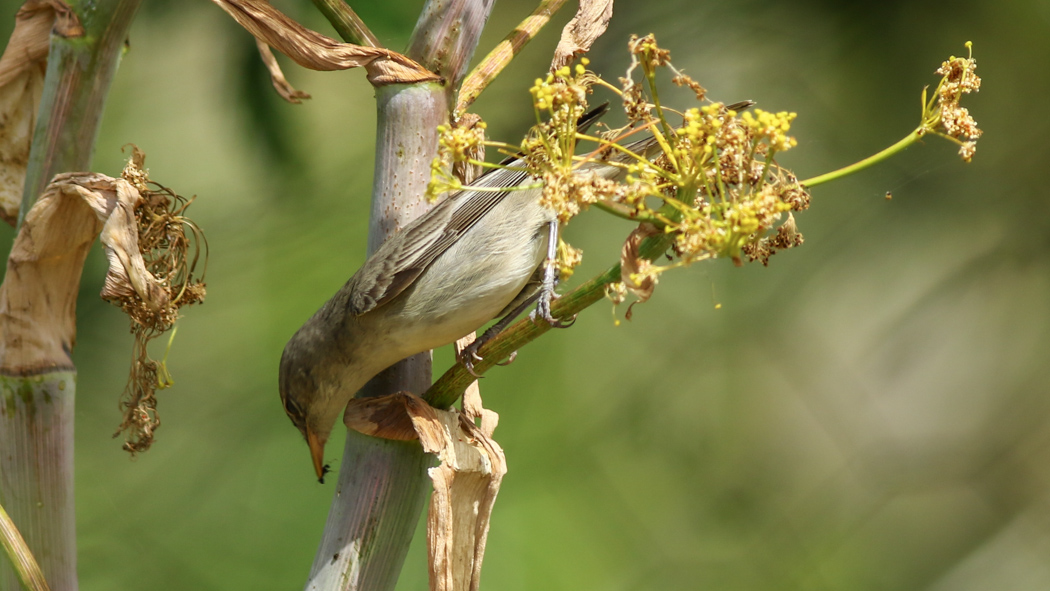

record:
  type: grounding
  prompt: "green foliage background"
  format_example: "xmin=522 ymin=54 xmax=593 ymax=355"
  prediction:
xmin=2 ymin=0 xmax=1048 ymax=589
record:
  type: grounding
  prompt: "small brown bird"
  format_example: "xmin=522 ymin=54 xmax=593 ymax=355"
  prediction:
xmin=280 ymin=105 xmax=658 ymax=481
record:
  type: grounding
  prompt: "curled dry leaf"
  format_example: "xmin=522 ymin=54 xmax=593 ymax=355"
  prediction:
xmin=211 ymin=0 xmax=440 ymax=86
xmin=343 ymin=391 xmax=437 ymax=443
xmin=0 ymin=0 xmax=83 ymax=226
xmin=550 ymin=0 xmax=614 ymax=71
xmin=620 ymin=222 xmax=660 ymax=320
xmin=0 ymin=176 xmax=102 ymax=375
xmin=255 ymin=39 xmax=310 ymax=104
xmin=344 ymin=389 xmax=506 ymax=591
xmin=1 ymin=149 xmax=207 ymax=452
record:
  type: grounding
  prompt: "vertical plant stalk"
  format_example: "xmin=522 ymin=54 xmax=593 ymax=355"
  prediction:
xmin=0 ymin=0 xmax=142 ymax=589
xmin=306 ymin=83 xmax=446 ymax=591
xmin=306 ymin=1 xmax=494 ymax=590
xmin=0 ymin=373 xmax=75 ymax=591
xmin=407 ymin=0 xmax=494 ymax=95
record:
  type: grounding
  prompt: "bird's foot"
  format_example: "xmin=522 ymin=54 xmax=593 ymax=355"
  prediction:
xmin=532 ymin=291 xmax=577 ymax=328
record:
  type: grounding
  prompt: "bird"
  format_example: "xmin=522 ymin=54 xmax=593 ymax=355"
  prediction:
xmin=279 ymin=104 xmax=652 ymax=482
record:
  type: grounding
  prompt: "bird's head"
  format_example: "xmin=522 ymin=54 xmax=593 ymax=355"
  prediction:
xmin=279 ymin=339 xmax=338 ymax=483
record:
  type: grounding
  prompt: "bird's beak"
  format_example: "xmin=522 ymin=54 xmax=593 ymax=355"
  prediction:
xmin=306 ymin=427 xmax=327 ymax=483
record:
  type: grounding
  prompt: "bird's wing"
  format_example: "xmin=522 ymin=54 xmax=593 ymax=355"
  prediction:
xmin=346 ymin=167 xmax=532 ymax=316
xmin=346 ymin=102 xmax=611 ymax=316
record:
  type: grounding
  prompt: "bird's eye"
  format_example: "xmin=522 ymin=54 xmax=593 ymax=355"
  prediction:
xmin=283 ymin=396 xmax=304 ymax=422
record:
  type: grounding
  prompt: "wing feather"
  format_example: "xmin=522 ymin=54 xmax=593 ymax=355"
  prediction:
xmin=347 ymin=168 xmax=532 ymax=316
xmin=346 ymin=102 xmax=611 ymax=316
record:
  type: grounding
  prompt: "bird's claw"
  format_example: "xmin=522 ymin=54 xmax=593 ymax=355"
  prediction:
xmin=459 ymin=339 xmax=519 ymax=375
xmin=531 ymin=292 xmax=577 ymax=328
xmin=459 ymin=345 xmax=485 ymax=377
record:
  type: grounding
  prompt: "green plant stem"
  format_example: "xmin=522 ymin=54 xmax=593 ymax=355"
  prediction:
xmin=800 ymin=127 xmax=921 ymax=188
xmin=407 ymin=0 xmax=498 ymax=93
xmin=310 ymin=0 xmax=380 ymax=47
xmin=425 ymin=231 xmax=674 ymax=409
xmin=307 ymin=83 xmax=444 ymax=591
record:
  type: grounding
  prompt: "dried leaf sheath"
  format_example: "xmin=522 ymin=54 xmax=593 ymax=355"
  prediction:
xmin=0 ymin=0 xmax=84 ymax=226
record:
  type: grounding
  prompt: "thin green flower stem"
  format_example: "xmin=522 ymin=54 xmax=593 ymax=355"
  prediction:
xmin=574 ymin=131 xmax=678 ymax=183
xmin=442 ymin=181 xmax=545 ymax=194
xmin=310 ymin=0 xmax=381 ymax=47
xmin=593 ymin=201 xmax=662 ymax=224
xmin=643 ymin=58 xmax=674 ymax=141
xmin=424 ymin=229 xmax=674 ymax=409
xmin=590 ymin=76 xmax=627 ymax=100
xmin=754 ymin=151 xmax=775 ymax=194
xmin=800 ymin=128 xmax=921 ymax=187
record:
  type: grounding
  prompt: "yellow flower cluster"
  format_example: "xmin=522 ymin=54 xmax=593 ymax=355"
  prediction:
xmin=634 ymin=100 xmax=807 ymax=266
xmin=530 ymin=60 xmax=591 ymax=112
xmin=431 ymin=35 xmax=812 ymax=294
xmin=742 ymin=109 xmax=798 ymax=153
xmin=530 ymin=37 xmax=810 ymax=272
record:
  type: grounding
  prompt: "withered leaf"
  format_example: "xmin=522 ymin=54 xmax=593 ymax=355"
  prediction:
xmin=620 ymin=222 xmax=660 ymax=320
xmin=344 ymin=391 xmax=439 ymax=443
xmin=211 ymin=0 xmax=440 ymax=86
xmin=255 ymin=39 xmax=311 ymax=104
xmin=550 ymin=0 xmax=614 ymax=71
xmin=424 ymin=412 xmax=505 ymax=591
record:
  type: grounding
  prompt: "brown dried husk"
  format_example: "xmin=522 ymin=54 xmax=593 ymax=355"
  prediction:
xmin=550 ymin=0 xmax=614 ymax=71
xmin=620 ymin=222 xmax=660 ymax=320
xmin=255 ymin=39 xmax=310 ymax=104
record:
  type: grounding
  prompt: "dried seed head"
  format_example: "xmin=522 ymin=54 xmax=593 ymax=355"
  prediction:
xmin=106 ymin=147 xmax=208 ymax=454
xmin=930 ymin=42 xmax=982 ymax=161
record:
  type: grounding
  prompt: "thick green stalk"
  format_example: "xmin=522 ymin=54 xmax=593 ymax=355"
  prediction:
xmin=0 ymin=374 xmax=75 ymax=591
xmin=306 ymin=83 xmax=445 ymax=591
xmin=0 ymin=1 xmax=142 ymax=589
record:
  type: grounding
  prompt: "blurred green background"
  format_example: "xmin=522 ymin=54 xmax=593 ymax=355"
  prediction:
xmin=2 ymin=0 xmax=1048 ymax=589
